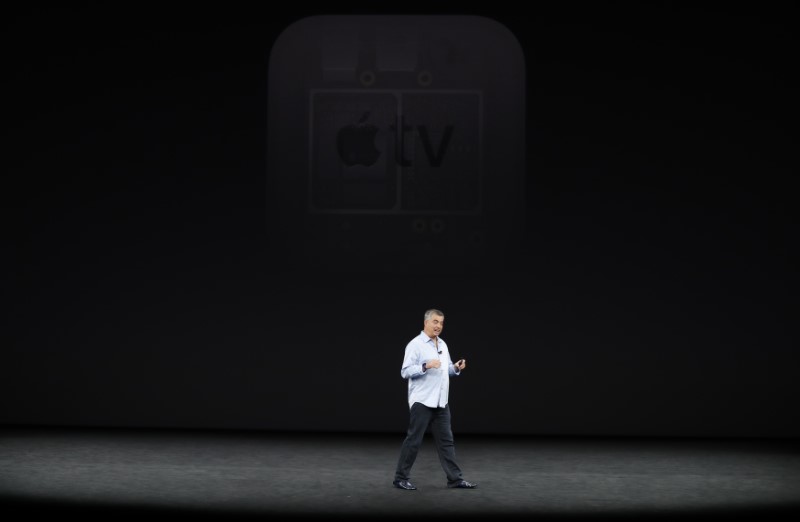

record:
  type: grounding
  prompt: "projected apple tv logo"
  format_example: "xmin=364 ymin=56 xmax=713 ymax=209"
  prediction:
xmin=337 ymin=112 xmax=380 ymax=167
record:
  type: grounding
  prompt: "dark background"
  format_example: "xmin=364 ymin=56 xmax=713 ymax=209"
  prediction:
xmin=5 ymin=4 xmax=798 ymax=438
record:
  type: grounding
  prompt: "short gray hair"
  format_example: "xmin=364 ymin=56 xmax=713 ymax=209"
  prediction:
xmin=424 ymin=309 xmax=444 ymax=321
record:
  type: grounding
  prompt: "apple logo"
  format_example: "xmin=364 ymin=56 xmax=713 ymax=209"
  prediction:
xmin=337 ymin=112 xmax=380 ymax=167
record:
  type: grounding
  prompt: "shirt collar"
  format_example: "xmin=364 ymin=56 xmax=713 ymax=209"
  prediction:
xmin=419 ymin=330 xmax=438 ymax=344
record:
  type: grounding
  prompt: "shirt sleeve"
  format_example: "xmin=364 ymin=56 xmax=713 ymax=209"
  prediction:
xmin=441 ymin=341 xmax=459 ymax=375
xmin=448 ymin=355 xmax=459 ymax=375
xmin=400 ymin=341 xmax=425 ymax=380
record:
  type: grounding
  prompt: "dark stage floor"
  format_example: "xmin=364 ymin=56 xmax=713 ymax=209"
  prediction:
xmin=1 ymin=426 xmax=799 ymax=520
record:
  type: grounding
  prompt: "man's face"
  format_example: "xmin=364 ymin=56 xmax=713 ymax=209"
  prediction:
xmin=423 ymin=314 xmax=444 ymax=338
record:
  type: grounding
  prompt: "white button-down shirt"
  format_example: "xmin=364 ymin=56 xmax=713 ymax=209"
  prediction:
xmin=400 ymin=331 xmax=460 ymax=409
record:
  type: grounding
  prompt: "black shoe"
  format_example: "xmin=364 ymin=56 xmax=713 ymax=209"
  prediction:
xmin=393 ymin=479 xmax=417 ymax=490
xmin=448 ymin=480 xmax=477 ymax=489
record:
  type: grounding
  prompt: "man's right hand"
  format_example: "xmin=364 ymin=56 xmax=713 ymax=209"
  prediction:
xmin=425 ymin=359 xmax=442 ymax=369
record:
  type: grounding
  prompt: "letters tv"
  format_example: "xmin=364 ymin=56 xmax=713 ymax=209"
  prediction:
xmin=310 ymin=90 xmax=482 ymax=214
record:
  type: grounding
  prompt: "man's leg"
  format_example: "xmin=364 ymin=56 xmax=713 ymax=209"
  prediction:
xmin=430 ymin=405 xmax=463 ymax=484
xmin=394 ymin=402 xmax=432 ymax=481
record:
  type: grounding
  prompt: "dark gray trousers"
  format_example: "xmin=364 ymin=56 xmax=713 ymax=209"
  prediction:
xmin=394 ymin=402 xmax=463 ymax=484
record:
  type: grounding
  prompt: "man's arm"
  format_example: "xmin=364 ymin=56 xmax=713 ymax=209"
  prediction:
xmin=400 ymin=342 xmax=427 ymax=379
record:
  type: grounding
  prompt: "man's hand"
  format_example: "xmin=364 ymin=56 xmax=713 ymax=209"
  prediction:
xmin=455 ymin=359 xmax=466 ymax=371
xmin=426 ymin=359 xmax=442 ymax=369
